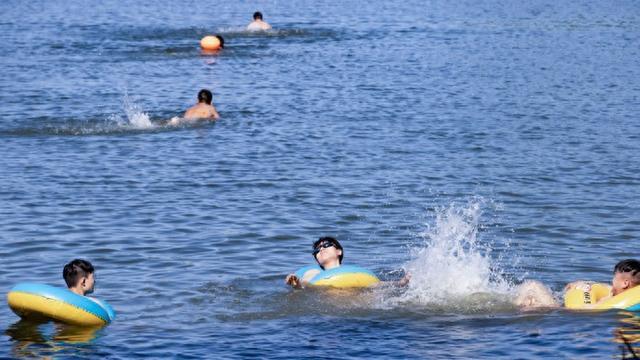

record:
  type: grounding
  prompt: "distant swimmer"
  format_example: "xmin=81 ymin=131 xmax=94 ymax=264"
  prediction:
xmin=247 ymin=11 xmax=272 ymax=31
xmin=184 ymin=89 xmax=220 ymax=120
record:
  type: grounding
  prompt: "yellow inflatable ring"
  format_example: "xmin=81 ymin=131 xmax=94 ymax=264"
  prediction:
xmin=294 ymin=265 xmax=380 ymax=288
xmin=564 ymin=282 xmax=640 ymax=310
xmin=7 ymin=283 xmax=115 ymax=326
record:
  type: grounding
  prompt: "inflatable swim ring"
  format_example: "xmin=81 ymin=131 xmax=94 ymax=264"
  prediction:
xmin=294 ymin=265 xmax=380 ymax=288
xmin=564 ymin=282 xmax=640 ymax=311
xmin=7 ymin=283 xmax=115 ymax=326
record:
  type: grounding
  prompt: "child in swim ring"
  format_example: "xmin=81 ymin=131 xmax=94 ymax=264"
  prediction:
xmin=514 ymin=259 xmax=640 ymax=309
xmin=284 ymin=236 xmax=411 ymax=288
xmin=564 ymin=258 xmax=640 ymax=301
xmin=285 ymin=237 xmax=342 ymax=288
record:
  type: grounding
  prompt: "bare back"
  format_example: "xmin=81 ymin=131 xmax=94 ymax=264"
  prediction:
xmin=184 ymin=103 xmax=220 ymax=120
xmin=247 ymin=20 xmax=272 ymax=31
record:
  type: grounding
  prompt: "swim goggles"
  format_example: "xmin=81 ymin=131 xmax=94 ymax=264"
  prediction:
xmin=312 ymin=241 xmax=335 ymax=255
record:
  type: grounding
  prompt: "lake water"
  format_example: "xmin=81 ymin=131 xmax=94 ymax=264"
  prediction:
xmin=1 ymin=0 xmax=640 ymax=358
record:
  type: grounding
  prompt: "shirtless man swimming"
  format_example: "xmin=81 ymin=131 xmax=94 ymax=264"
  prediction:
xmin=184 ymin=89 xmax=220 ymax=120
xmin=247 ymin=11 xmax=272 ymax=31
xmin=168 ymin=89 xmax=220 ymax=125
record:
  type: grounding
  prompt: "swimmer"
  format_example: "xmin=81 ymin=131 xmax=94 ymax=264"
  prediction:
xmin=169 ymin=89 xmax=220 ymax=125
xmin=247 ymin=11 xmax=272 ymax=31
xmin=513 ymin=279 xmax=558 ymax=309
xmin=564 ymin=259 xmax=640 ymax=304
xmin=284 ymin=236 xmax=410 ymax=288
xmin=514 ymin=259 xmax=640 ymax=309
xmin=214 ymin=35 xmax=225 ymax=49
xmin=63 ymin=259 xmax=96 ymax=296
xmin=184 ymin=89 xmax=220 ymax=120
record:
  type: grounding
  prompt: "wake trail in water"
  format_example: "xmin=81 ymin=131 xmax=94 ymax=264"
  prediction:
xmin=1 ymin=94 xmax=177 ymax=136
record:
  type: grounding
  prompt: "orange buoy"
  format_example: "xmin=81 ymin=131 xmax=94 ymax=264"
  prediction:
xmin=200 ymin=35 xmax=222 ymax=51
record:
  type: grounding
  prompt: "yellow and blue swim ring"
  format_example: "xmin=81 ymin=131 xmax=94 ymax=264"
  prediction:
xmin=295 ymin=265 xmax=380 ymax=288
xmin=7 ymin=283 xmax=115 ymax=326
xmin=564 ymin=282 xmax=640 ymax=311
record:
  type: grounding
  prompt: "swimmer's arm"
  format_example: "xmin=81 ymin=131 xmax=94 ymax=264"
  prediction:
xmin=372 ymin=273 xmax=411 ymax=288
xmin=564 ymin=281 xmax=595 ymax=292
xmin=285 ymin=269 xmax=320 ymax=289
xmin=210 ymin=105 xmax=220 ymax=119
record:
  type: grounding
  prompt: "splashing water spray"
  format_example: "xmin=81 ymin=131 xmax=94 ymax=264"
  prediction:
xmin=122 ymin=93 xmax=154 ymax=129
xmin=388 ymin=201 xmax=516 ymax=311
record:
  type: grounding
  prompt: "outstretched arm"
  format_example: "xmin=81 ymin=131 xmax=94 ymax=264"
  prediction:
xmin=373 ymin=273 xmax=411 ymax=288
xmin=285 ymin=269 xmax=321 ymax=289
xmin=564 ymin=280 xmax=594 ymax=292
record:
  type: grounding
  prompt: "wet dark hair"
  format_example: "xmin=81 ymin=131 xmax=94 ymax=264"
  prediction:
xmin=215 ymin=35 xmax=225 ymax=48
xmin=63 ymin=259 xmax=94 ymax=288
xmin=614 ymin=259 xmax=640 ymax=286
xmin=197 ymin=89 xmax=212 ymax=104
xmin=614 ymin=259 xmax=640 ymax=274
xmin=313 ymin=236 xmax=343 ymax=267
xmin=253 ymin=11 xmax=263 ymax=20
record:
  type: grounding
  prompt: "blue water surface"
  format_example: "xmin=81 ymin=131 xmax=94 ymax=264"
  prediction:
xmin=1 ymin=0 xmax=640 ymax=358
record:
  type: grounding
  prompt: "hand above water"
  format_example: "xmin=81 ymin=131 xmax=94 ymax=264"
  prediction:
xmin=564 ymin=280 xmax=594 ymax=292
xmin=285 ymin=274 xmax=302 ymax=288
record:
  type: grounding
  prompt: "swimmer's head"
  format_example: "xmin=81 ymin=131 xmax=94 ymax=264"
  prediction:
xmin=612 ymin=259 xmax=640 ymax=296
xmin=313 ymin=236 xmax=343 ymax=269
xmin=215 ymin=35 xmax=225 ymax=49
xmin=253 ymin=11 xmax=263 ymax=20
xmin=63 ymin=259 xmax=95 ymax=295
xmin=197 ymin=89 xmax=213 ymax=104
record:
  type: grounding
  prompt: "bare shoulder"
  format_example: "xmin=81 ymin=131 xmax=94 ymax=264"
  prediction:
xmin=184 ymin=104 xmax=218 ymax=120
xmin=184 ymin=105 xmax=201 ymax=119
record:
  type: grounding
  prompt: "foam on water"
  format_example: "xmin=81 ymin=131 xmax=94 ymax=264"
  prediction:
xmin=384 ymin=201 xmax=515 ymax=311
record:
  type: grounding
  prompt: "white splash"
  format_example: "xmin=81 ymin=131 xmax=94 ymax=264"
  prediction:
xmin=122 ymin=94 xmax=155 ymax=129
xmin=389 ymin=201 xmax=513 ymax=309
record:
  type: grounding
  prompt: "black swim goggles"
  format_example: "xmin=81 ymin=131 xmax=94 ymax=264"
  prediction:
xmin=312 ymin=241 xmax=335 ymax=255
